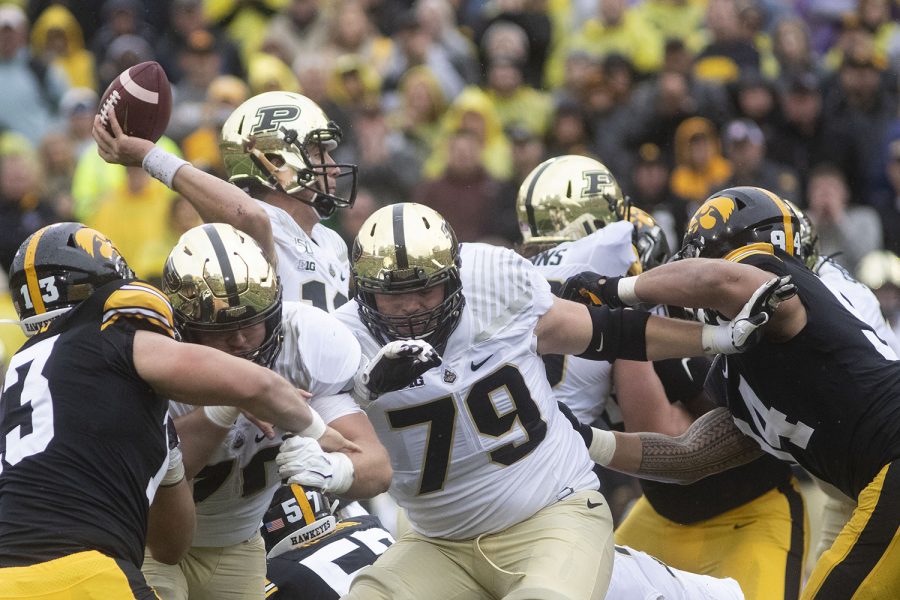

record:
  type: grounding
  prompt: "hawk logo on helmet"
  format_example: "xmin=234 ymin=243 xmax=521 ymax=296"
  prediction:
xmin=689 ymin=196 xmax=736 ymax=234
xmin=252 ymin=105 xmax=302 ymax=134
xmin=73 ymin=228 xmax=117 ymax=261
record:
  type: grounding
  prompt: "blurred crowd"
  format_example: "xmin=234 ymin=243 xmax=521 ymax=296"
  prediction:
xmin=2 ymin=0 xmax=900 ymax=374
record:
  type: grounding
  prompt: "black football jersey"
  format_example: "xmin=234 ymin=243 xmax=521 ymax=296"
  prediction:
xmin=265 ymin=515 xmax=394 ymax=600
xmin=710 ymin=247 xmax=900 ymax=498
xmin=0 ymin=279 xmax=177 ymax=567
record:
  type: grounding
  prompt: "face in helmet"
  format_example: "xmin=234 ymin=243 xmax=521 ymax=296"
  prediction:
xmin=163 ymin=223 xmax=283 ymax=368
xmin=782 ymin=198 xmax=819 ymax=269
xmin=352 ymin=203 xmax=464 ymax=351
xmin=261 ymin=483 xmax=337 ymax=559
xmin=681 ymin=186 xmax=801 ymax=261
xmin=220 ymin=91 xmax=358 ymax=218
xmin=516 ymin=155 xmax=626 ymax=253
xmin=627 ymin=206 xmax=671 ymax=271
xmin=9 ymin=223 xmax=134 ymax=336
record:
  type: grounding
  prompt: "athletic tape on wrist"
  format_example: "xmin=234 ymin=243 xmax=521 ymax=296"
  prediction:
xmin=617 ymin=276 xmax=640 ymax=306
xmin=203 ymin=405 xmax=240 ymax=428
xmin=299 ymin=410 xmax=326 ymax=440
xmin=142 ymin=146 xmax=188 ymax=188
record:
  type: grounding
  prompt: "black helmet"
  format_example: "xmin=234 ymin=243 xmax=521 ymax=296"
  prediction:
xmin=681 ymin=187 xmax=800 ymax=260
xmin=9 ymin=223 xmax=133 ymax=336
xmin=261 ymin=483 xmax=337 ymax=559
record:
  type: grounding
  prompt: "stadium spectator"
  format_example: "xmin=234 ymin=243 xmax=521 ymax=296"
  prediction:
xmin=693 ymin=0 xmax=761 ymax=83
xmin=322 ymin=0 xmax=393 ymax=76
xmin=96 ymin=33 xmax=153 ymax=91
xmin=670 ymin=116 xmax=732 ymax=205
xmin=30 ymin=4 xmax=96 ymax=90
xmin=484 ymin=56 xmax=552 ymax=138
xmin=180 ymin=75 xmax=250 ymax=178
xmin=772 ymin=16 xmax=820 ymax=83
xmin=416 ymin=0 xmax=479 ymax=85
xmin=91 ymin=0 xmax=156 ymax=69
xmin=167 ymin=29 xmax=226 ymax=143
xmin=389 ymin=65 xmax=447 ymax=156
xmin=477 ymin=8 xmax=552 ymax=89
xmin=628 ymin=142 xmax=683 ymax=242
xmin=722 ymin=118 xmax=800 ymax=201
xmin=263 ymin=0 xmax=329 ymax=65
xmin=0 ymin=145 xmax=58 ymax=273
xmin=59 ymin=87 xmax=99 ymax=157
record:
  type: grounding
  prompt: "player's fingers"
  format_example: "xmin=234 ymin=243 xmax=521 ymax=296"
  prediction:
xmin=108 ymin=106 xmax=124 ymax=137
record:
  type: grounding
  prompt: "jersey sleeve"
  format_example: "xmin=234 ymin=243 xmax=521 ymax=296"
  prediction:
xmin=295 ymin=305 xmax=362 ymax=397
xmin=462 ymin=244 xmax=553 ymax=343
xmin=582 ymin=221 xmax=639 ymax=276
xmin=100 ymin=281 xmax=177 ymax=339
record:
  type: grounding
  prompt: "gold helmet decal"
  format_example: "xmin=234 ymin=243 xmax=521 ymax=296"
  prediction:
xmin=73 ymin=227 xmax=118 ymax=261
xmin=689 ymin=196 xmax=736 ymax=234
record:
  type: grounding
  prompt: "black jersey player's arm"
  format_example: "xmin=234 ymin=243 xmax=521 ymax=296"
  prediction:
xmin=146 ymin=478 xmax=195 ymax=564
xmin=132 ymin=330 xmax=358 ymax=454
xmin=597 ymin=408 xmax=764 ymax=483
xmin=92 ymin=112 xmax=277 ymax=263
xmin=630 ymin=258 xmax=807 ymax=342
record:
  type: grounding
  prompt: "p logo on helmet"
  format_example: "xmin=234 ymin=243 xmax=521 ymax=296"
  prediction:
xmin=252 ymin=105 xmax=301 ymax=134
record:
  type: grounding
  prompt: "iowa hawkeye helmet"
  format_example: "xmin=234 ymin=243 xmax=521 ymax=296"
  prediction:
xmin=352 ymin=203 xmax=464 ymax=350
xmin=628 ymin=206 xmax=670 ymax=271
xmin=262 ymin=483 xmax=337 ymax=559
xmin=9 ymin=223 xmax=133 ymax=336
xmin=163 ymin=223 xmax=283 ymax=368
xmin=681 ymin=186 xmax=801 ymax=261
xmin=516 ymin=155 xmax=626 ymax=251
xmin=220 ymin=91 xmax=358 ymax=218
xmin=782 ymin=198 xmax=819 ymax=269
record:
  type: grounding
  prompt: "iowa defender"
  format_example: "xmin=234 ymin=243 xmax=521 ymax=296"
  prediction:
xmin=519 ymin=159 xmax=806 ymax=600
xmin=333 ymin=203 xmax=787 ymax=599
xmin=0 ymin=224 xmax=353 ymax=598
xmin=565 ymin=187 xmax=900 ymax=599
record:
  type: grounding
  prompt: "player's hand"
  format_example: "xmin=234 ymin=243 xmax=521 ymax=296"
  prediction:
xmin=351 ymin=339 xmax=441 ymax=408
xmin=701 ymin=275 xmax=796 ymax=354
xmin=316 ymin=426 xmax=361 ymax=454
xmin=559 ymin=272 xmax=627 ymax=307
xmin=93 ymin=109 xmax=155 ymax=167
xmin=277 ymin=436 xmax=355 ymax=494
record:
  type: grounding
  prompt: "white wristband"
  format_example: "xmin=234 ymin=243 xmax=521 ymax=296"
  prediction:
xmin=326 ymin=451 xmax=355 ymax=494
xmin=701 ymin=324 xmax=732 ymax=355
xmin=617 ymin=276 xmax=640 ymax=306
xmin=588 ymin=428 xmax=617 ymax=466
xmin=142 ymin=146 xmax=188 ymax=188
xmin=299 ymin=409 xmax=326 ymax=440
xmin=161 ymin=445 xmax=185 ymax=487
xmin=203 ymin=405 xmax=241 ymax=428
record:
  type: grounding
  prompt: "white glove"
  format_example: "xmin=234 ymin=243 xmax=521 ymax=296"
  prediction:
xmin=701 ymin=275 xmax=796 ymax=354
xmin=351 ymin=339 xmax=441 ymax=408
xmin=276 ymin=435 xmax=355 ymax=494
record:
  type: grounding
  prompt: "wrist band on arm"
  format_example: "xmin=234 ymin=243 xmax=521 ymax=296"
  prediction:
xmin=299 ymin=409 xmax=326 ymax=440
xmin=589 ymin=428 xmax=617 ymax=466
xmin=203 ymin=405 xmax=241 ymax=428
xmin=142 ymin=146 xmax=188 ymax=188
xmin=617 ymin=276 xmax=640 ymax=306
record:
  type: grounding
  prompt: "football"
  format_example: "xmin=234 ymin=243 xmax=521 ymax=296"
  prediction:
xmin=98 ymin=61 xmax=172 ymax=142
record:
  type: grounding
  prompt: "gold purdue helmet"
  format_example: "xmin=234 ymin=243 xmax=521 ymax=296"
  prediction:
xmin=220 ymin=91 xmax=358 ymax=218
xmin=163 ymin=223 xmax=283 ymax=367
xmin=516 ymin=155 xmax=626 ymax=251
xmin=782 ymin=198 xmax=819 ymax=269
xmin=352 ymin=203 xmax=464 ymax=349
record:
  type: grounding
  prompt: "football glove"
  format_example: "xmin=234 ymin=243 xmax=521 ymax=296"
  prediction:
xmin=276 ymin=435 xmax=355 ymax=494
xmin=559 ymin=272 xmax=628 ymax=308
xmin=351 ymin=339 xmax=442 ymax=408
xmin=701 ymin=275 xmax=796 ymax=354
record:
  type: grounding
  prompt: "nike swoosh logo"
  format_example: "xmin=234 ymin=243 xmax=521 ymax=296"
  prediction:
xmin=681 ymin=358 xmax=693 ymax=381
xmin=255 ymin=433 xmax=266 ymax=443
xmin=733 ymin=520 xmax=756 ymax=530
xmin=587 ymin=499 xmax=604 ymax=510
xmin=471 ymin=354 xmax=494 ymax=371
xmin=595 ymin=333 xmax=604 ymax=352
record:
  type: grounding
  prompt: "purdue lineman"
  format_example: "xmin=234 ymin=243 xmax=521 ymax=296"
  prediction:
xmin=141 ymin=224 xmax=391 ymax=600
xmin=334 ymin=202 xmax=788 ymax=599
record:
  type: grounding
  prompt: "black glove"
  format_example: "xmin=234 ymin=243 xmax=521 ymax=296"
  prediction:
xmin=559 ymin=272 xmax=626 ymax=308
xmin=352 ymin=340 xmax=442 ymax=407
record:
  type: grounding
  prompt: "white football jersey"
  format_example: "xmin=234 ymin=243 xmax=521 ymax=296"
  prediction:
xmin=170 ymin=302 xmax=362 ymax=547
xmin=530 ymin=221 xmax=637 ymax=423
xmin=259 ymin=201 xmax=350 ymax=313
xmin=336 ymin=243 xmax=599 ymax=539
xmin=607 ymin=546 xmax=744 ymax=600
xmin=814 ymin=256 xmax=900 ymax=355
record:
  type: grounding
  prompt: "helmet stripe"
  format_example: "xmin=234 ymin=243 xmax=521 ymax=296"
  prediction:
xmin=758 ymin=188 xmax=795 ymax=256
xmin=24 ymin=226 xmax=49 ymax=315
xmin=523 ymin=158 xmax=557 ymax=237
xmin=392 ymin=203 xmax=409 ymax=270
xmin=291 ymin=484 xmax=316 ymax=524
xmin=203 ymin=224 xmax=240 ymax=307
